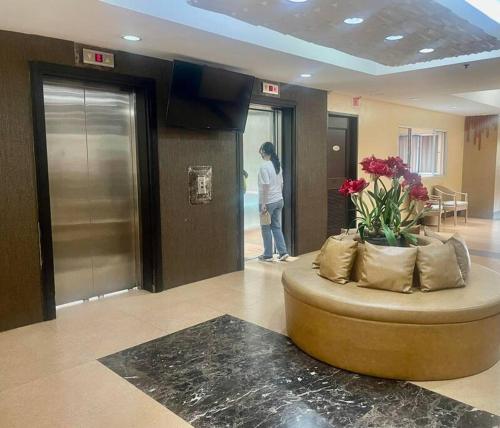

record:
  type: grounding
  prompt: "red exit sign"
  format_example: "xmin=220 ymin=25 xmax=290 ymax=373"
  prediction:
xmin=82 ymin=48 xmax=115 ymax=68
xmin=262 ymin=82 xmax=280 ymax=97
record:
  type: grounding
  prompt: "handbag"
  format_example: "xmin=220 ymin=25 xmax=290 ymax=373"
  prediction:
xmin=260 ymin=210 xmax=271 ymax=226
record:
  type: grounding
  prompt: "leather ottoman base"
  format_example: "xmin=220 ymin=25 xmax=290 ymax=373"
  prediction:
xmin=285 ymin=290 xmax=500 ymax=381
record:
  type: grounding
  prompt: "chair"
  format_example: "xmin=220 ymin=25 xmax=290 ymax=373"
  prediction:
xmin=423 ymin=195 xmax=444 ymax=232
xmin=433 ymin=185 xmax=469 ymax=226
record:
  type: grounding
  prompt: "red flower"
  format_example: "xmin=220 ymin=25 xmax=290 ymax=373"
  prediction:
xmin=339 ymin=178 xmax=369 ymax=196
xmin=402 ymin=171 xmax=422 ymax=188
xmin=360 ymin=156 xmax=393 ymax=178
xmin=409 ymin=183 xmax=429 ymax=201
xmin=386 ymin=156 xmax=408 ymax=178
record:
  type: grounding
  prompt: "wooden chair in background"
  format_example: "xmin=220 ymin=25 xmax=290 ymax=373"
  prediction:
xmin=423 ymin=195 xmax=444 ymax=232
xmin=433 ymin=185 xmax=469 ymax=227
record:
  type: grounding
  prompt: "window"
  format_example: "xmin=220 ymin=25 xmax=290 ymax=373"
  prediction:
xmin=398 ymin=127 xmax=446 ymax=176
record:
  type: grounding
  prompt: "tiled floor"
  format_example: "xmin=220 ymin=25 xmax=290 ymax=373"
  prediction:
xmin=244 ymin=226 xmax=264 ymax=260
xmin=0 ymin=218 xmax=499 ymax=427
xmin=101 ymin=315 xmax=499 ymax=428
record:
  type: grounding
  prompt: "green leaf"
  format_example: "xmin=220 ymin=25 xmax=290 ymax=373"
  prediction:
xmin=401 ymin=231 xmax=418 ymax=246
xmin=382 ymin=225 xmax=398 ymax=246
xmin=358 ymin=225 xmax=365 ymax=241
xmin=367 ymin=190 xmax=380 ymax=204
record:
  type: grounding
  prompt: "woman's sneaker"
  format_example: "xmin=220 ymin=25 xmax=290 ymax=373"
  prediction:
xmin=258 ymin=255 xmax=274 ymax=262
xmin=278 ymin=253 xmax=289 ymax=261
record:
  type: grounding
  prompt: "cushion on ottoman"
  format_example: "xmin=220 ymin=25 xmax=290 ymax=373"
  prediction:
xmin=358 ymin=242 xmax=417 ymax=293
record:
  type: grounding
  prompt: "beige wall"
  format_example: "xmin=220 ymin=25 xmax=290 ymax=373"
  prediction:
xmin=327 ymin=92 xmax=465 ymax=191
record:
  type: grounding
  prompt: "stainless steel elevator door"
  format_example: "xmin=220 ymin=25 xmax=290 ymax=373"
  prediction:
xmin=44 ymin=82 xmax=140 ymax=305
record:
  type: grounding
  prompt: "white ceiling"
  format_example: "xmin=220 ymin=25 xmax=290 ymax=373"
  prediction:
xmin=1 ymin=0 xmax=500 ymax=116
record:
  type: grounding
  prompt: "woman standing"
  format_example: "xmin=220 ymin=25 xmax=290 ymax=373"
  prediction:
xmin=257 ymin=142 xmax=289 ymax=262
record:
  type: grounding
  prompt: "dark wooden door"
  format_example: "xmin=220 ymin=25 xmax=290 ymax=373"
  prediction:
xmin=327 ymin=115 xmax=357 ymax=236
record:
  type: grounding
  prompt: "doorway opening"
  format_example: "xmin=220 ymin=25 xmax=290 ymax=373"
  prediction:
xmin=242 ymin=105 xmax=283 ymax=260
xmin=240 ymin=104 xmax=295 ymax=262
xmin=327 ymin=113 xmax=358 ymax=236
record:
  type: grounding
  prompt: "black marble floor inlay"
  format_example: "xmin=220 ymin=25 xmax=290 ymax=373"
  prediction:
xmin=100 ymin=315 xmax=500 ymax=428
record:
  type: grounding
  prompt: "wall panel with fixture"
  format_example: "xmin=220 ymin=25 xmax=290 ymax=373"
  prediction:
xmin=0 ymin=29 xmax=327 ymax=331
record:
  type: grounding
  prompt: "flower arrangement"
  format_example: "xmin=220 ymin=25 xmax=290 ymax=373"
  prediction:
xmin=339 ymin=155 xmax=429 ymax=246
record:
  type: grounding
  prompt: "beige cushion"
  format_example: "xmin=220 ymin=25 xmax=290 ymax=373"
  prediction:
xmin=417 ymin=243 xmax=466 ymax=292
xmin=424 ymin=228 xmax=471 ymax=281
xmin=318 ymin=239 xmax=358 ymax=284
xmin=351 ymin=243 xmax=365 ymax=282
xmin=313 ymin=233 xmax=357 ymax=268
xmin=351 ymin=235 xmax=441 ymax=284
xmin=358 ymin=242 xmax=418 ymax=293
xmin=351 ymin=235 xmax=443 ymax=288
xmin=283 ymin=253 xmax=500 ymax=324
xmin=312 ymin=237 xmax=331 ymax=269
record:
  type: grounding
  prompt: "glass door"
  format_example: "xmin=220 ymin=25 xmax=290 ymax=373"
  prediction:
xmin=242 ymin=105 xmax=282 ymax=260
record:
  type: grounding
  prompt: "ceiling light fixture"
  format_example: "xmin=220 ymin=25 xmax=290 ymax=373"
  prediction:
xmin=288 ymin=0 xmax=308 ymax=2
xmin=300 ymin=73 xmax=312 ymax=78
xmin=419 ymin=48 xmax=435 ymax=53
xmin=344 ymin=17 xmax=364 ymax=24
xmin=385 ymin=35 xmax=404 ymax=41
xmin=122 ymin=35 xmax=141 ymax=41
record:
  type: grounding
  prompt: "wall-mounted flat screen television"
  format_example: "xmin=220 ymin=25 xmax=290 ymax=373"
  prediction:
xmin=166 ymin=60 xmax=255 ymax=132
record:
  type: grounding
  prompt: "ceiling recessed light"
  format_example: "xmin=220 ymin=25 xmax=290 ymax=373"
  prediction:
xmin=344 ymin=17 xmax=364 ymax=24
xmin=385 ymin=35 xmax=404 ymax=41
xmin=300 ymin=73 xmax=312 ymax=78
xmin=419 ymin=48 xmax=435 ymax=53
xmin=122 ymin=35 xmax=141 ymax=42
xmin=288 ymin=0 xmax=308 ymax=2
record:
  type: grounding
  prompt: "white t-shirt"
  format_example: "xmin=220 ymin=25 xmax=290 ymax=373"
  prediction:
xmin=258 ymin=160 xmax=283 ymax=205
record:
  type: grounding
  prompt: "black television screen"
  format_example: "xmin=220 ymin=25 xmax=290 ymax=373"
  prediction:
xmin=166 ymin=60 xmax=255 ymax=132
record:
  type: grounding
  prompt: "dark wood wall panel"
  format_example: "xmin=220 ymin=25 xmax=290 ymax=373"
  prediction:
xmin=292 ymin=86 xmax=328 ymax=254
xmin=0 ymin=31 xmax=75 ymax=331
xmin=160 ymin=130 xmax=239 ymax=287
xmin=0 ymin=30 xmax=326 ymax=331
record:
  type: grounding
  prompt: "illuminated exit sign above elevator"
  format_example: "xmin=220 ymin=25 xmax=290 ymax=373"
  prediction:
xmin=262 ymin=82 xmax=280 ymax=97
xmin=82 ymin=48 xmax=115 ymax=68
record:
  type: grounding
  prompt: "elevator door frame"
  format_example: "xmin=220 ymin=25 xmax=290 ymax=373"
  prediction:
xmin=236 ymin=96 xmax=296 ymax=270
xmin=31 ymin=62 xmax=162 ymax=321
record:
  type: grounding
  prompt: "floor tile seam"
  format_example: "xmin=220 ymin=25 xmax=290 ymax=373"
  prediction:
xmin=114 ymin=296 xmax=229 ymax=323
xmin=0 ymin=360 xmax=99 ymax=398
xmin=103 ymin=306 xmax=173 ymax=337
xmin=0 ymin=339 xmax=98 ymax=393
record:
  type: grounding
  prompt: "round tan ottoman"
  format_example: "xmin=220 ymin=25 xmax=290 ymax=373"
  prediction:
xmin=283 ymin=254 xmax=500 ymax=381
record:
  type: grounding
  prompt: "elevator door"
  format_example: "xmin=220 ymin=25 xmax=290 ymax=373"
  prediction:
xmin=44 ymin=82 xmax=140 ymax=305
